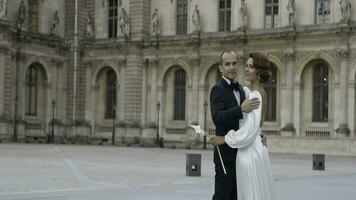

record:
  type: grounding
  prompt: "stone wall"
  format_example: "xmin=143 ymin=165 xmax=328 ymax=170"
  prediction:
xmin=0 ymin=0 xmax=355 ymax=155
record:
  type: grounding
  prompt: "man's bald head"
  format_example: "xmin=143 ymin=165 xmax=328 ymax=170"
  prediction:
xmin=219 ymin=51 xmax=237 ymax=65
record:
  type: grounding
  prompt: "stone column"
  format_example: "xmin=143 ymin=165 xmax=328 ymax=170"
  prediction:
xmin=293 ymin=82 xmax=301 ymax=136
xmin=189 ymin=55 xmax=200 ymax=125
xmin=125 ymin=53 xmax=143 ymax=124
xmin=348 ymin=81 xmax=355 ymax=138
xmin=141 ymin=57 xmax=158 ymax=145
xmin=129 ymin=0 xmax=151 ymax=40
xmin=198 ymin=83 xmax=206 ymax=128
xmin=145 ymin=58 xmax=159 ymax=126
xmin=140 ymin=58 xmax=148 ymax=126
xmin=156 ymin=84 xmax=163 ymax=141
xmin=0 ymin=46 xmax=10 ymax=138
xmin=44 ymin=81 xmax=52 ymax=135
xmin=335 ymin=49 xmax=350 ymax=137
xmin=90 ymin=84 xmax=99 ymax=136
xmin=81 ymin=60 xmax=93 ymax=138
xmin=0 ymin=46 xmax=8 ymax=117
xmin=83 ymin=60 xmax=92 ymax=121
xmin=236 ymin=53 xmax=245 ymax=84
xmin=118 ymin=58 xmax=127 ymax=124
xmin=57 ymin=60 xmax=64 ymax=120
xmin=49 ymin=58 xmax=64 ymax=138
xmin=15 ymin=52 xmax=26 ymax=139
xmin=15 ymin=52 xmax=25 ymax=121
xmin=281 ymin=51 xmax=296 ymax=136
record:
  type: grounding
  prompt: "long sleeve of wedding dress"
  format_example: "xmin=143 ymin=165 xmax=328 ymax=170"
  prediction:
xmin=224 ymin=90 xmax=261 ymax=149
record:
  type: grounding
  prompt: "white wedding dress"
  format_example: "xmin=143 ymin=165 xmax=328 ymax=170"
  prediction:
xmin=225 ymin=87 xmax=275 ymax=200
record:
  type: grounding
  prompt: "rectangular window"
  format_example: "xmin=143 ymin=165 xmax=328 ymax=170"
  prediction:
xmin=316 ymin=0 xmax=331 ymax=24
xmin=108 ymin=0 xmax=118 ymax=38
xmin=176 ymin=0 xmax=188 ymax=35
xmin=265 ymin=0 xmax=279 ymax=28
xmin=28 ymin=0 xmax=39 ymax=33
xmin=219 ymin=0 xmax=231 ymax=32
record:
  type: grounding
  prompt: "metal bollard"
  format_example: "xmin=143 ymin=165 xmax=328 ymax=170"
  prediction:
xmin=313 ymin=154 xmax=325 ymax=171
xmin=186 ymin=153 xmax=201 ymax=176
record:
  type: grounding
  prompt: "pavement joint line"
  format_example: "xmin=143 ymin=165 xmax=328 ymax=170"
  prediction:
xmin=275 ymin=172 xmax=356 ymax=181
xmin=1 ymin=196 xmax=69 ymax=200
xmin=0 ymin=187 xmax=107 ymax=197
xmin=53 ymin=146 xmax=91 ymax=182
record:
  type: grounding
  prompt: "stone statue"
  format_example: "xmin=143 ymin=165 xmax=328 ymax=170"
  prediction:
xmin=152 ymin=8 xmax=160 ymax=36
xmin=239 ymin=0 xmax=248 ymax=29
xmin=339 ymin=0 xmax=351 ymax=22
xmin=50 ymin=11 xmax=59 ymax=36
xmin=0 ymin=0 xmax=8 ymax=19
xmin=287 ymin=0 xmax=296 ymax=26
xmin=85 ymin=12 xmax=94 ymax=39
xmin=192 ymin=4 xmax=201 ymax=33
xmin=17 ymin=0 xmax=26 ymax=30
xmin=119 ymin=8 xmax=129 ymax=36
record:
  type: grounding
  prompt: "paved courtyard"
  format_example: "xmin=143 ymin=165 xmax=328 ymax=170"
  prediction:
xmin=0 ymin=143 xmax=355 ymax=200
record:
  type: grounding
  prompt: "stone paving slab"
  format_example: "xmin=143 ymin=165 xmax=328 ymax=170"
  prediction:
xmin=0 ymin=144 xmax=355 ymax=200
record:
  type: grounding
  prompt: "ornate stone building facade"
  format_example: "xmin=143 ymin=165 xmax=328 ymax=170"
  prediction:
xmin=0 ymin=0 xmax=355 ymax=155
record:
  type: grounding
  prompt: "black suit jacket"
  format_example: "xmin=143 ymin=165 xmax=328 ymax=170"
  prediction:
xmin=210 ymin=78 xmax=246 ymax=164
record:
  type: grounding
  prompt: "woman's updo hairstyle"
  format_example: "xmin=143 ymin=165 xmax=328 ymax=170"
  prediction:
xmin=248 ymin=53 xmax=272 ymax=83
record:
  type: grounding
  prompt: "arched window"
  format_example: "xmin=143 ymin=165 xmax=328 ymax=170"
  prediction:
xmin=28 ymin=0 xmax=39 ymax=32
xmin=105 ymin=70 xmax=117 ymax=119
xmin=264 ymin=64 xmax=277 ymax=121
xmin=313 ymin=63 xmax=328 ymax=122
xmin=176 ymin=0 xmax=188 ymax=35
xmin=25 ymin=66 xmax=37 ymax=115
xmin=174 ymin=69 xmax=186 ymax=120
xmin=219 ymin=0 xmax=231 ymax=31
xmin=108 ymin=0 xmax=118 ymax=38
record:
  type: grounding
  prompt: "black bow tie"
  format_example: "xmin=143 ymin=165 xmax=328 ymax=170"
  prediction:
xmin=229 ymin=81 xmax=241 ymax=91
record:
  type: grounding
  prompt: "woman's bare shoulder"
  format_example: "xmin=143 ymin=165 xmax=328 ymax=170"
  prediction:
xmin=243 ymin=86 xmax=251 ymax=94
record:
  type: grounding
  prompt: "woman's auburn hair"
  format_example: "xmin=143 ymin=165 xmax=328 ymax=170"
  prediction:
xmin=248 ymin=53 xmax=272 ymax=83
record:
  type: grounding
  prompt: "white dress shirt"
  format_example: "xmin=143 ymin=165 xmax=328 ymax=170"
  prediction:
xmin=222 ymin=76 xmax=241 ymax=105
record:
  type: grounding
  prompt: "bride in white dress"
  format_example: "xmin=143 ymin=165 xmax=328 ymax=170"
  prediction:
xmin=211 ymin=53 xmax=275 ymax=200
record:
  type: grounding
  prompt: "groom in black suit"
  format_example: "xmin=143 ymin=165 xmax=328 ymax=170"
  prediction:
xmin=210 ymin=51 xmax=259 ymax=200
